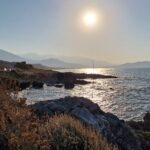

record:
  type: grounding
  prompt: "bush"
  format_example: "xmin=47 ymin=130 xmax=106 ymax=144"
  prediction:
xmin=46 ymin=114 xmax=117 ymax=150
xmin=15 ymin=62 xmax=33 ymax=70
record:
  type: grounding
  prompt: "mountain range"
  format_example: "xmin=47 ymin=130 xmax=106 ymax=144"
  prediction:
xmin=21 ymin=53 xmax=114 ymax=68
xmin=117 ymin=61 xmax=150 ymax=68
xmin=1 ymin=49 xmax=150 ymax=69
xmin=0 ymin=49 xmax=82 ymax=68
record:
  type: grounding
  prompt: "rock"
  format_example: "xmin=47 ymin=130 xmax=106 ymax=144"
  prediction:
xmin=32 ymin=96 xmax=142 ymax=150
xmin=56 ymin=72 xmax=116 ymax=88
xmin=75 ymin=79 xmax=90 ymax=85
xmin=105 ymin=113 xmax=141 ymax=150
xmin=144 ymin=112 xmax=150 ymax=125
xmin=128 ymin=112 xmax=150 ymax=131
xmin=95 ymin=114 xmax=113 ymax=138
xmin=32 ymin=81 xmax=44 ymax=89
xmin=70 ymin=72 xmax=117 ymax=79
xmin=48 ymin=102 xmax=66 ymax=113
xmin=71 ymin=107 xmax=99 ymax=128
xmin=127 ymin=112 xmax=150 ymax=150
xmin=54 ymin=84 xmax=63 ymax=88
xmin=20 ymin=82 xmax=31 ymax=90
xmin=64 ymin=82 xmax=75 ymax=89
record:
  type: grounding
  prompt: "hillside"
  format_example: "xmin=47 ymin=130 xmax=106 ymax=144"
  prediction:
xmin=0 ymin=49 xmax=25 ymax=62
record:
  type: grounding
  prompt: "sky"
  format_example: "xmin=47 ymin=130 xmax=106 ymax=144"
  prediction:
xmin=0 ymin=0 xmax=150 ymax=64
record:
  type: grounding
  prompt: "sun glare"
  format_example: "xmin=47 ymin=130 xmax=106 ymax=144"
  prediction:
xmin=82 ymin=10 xmax=98 ymax=28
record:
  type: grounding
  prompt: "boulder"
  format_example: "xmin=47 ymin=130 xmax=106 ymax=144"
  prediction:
xmin=64 ymin=82 xmax=75 ymax=89
xmin=128 ymin=112 xmax=150 ymax=131
xmin=32 ymin=81 xmax=44 ymax=89
xmin=19 ymin=82 xmax=31 ymax=90
xmin=54 ymin=84 xmax=63 ymax=88
xmin=127 ymin=112 xmax=150 ymax=150
xmin=144 ymin=112 xmax=150 ymax=125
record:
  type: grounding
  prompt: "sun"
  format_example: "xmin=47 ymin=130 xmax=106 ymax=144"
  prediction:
xmin=82 ymin=10 xmax=98 ymax=28
xmin=78 ymin=9 xmax=102 ymax=31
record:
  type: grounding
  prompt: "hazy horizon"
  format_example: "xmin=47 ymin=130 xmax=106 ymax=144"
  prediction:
xmin=1 ymin=0 xmax=150 ymax=64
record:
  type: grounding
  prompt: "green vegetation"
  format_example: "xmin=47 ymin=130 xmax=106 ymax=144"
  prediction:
xmin=15 ymin=61 xmax=33 ymax=70
xmin=0 ymin=86 xmax=117 ymax=150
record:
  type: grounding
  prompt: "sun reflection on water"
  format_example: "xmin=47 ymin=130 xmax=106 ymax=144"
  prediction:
xmin=58 ymin=68 xmax=115 ymax=75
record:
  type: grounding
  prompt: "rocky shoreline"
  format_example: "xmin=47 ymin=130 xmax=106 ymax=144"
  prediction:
xmin=0 ymin=65 xmax=117 ymax=90
xmin=1 ymin=62 xmax=149 ymax=149
xmin=31 ymin=96 xmax=150 ymax=150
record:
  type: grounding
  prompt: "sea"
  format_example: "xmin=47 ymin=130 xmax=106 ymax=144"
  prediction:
xmin=18 ymin=68 xmax=150 ymax=121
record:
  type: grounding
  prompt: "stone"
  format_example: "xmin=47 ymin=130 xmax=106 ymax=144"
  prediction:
xmin=144 ymin=112 xmax=150 ymax=125
xmin=71 ymin=107 xmax=99 ymax=127
xmin=20 ymin=82 xmax=31 ymax=90
xmin=54 ymin=84 xmax=63 ymax=88
xmin=64 ymin=82 xmax=75 ymax=89
xmin=32 ymin=81 xmax=44 ymax=89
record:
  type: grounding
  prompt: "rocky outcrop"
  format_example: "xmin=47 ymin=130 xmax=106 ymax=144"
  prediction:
xmin=127 ymin=112 xmax=150 ymax=150
xmin=54 ymin=84 xmax=63 ymax=88
xmin=144 ymin=112 xmax=150 ymax=126
xmin=32 ymin=81 xmax=44 ymax=89
xmin=32 ymin=97 xmax=142 ymax=150
xmin=19 ymin=82 xmax=31 ymax=90
xmin=127 ymin=112 xmax=150 ymax=132
xmin=64 ymin=82 xmax=75 ymax=89
xmin=56 ymin=72 xmax=116 ymax=88
xmin=56 ymin=72 xmax=117 ymax=81
xmin=0 ymin=66 xmax=117 ymax=90
xmin=20 ymin=81 xmax=44 ymax=89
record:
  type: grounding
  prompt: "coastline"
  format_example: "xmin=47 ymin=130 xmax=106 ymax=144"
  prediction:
xmin=0 ymin=62 xmax=150 ymax=149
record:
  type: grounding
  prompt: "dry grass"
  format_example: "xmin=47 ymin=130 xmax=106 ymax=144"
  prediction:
xmin=46 ymin=114 xmax=117 ymax=150
xmin=0 ymin=86 xmax=117 ymax=150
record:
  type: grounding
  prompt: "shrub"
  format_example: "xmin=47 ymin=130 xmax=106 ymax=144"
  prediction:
xmin=15 ymin=62 xmax=33 ymax=70
xmin=46 ymin=114 xmax=117 ymax=150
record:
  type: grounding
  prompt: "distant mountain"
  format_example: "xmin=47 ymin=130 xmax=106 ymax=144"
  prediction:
xmin=0 ymin=49 xmax=25 ymax=62
xmin=4 ymin=49 xmax=150 ymax=69
xmin=39 ymin=58 xmax=84 ymax=68
xmin=21 ymin=53 xmax=50 ymax=60
xmin=117 ymin=61 xmax=150 ymax=68
xmin=0 ymin=49 xmax=82 ymax=68
xmin=58 ymin=56 xmax=113 ymax=68
xmin=21 ymin=53 xmax=113 ymax=68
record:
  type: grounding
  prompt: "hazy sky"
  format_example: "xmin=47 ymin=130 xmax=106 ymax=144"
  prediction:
xmin=0 ymin=0 xmax=150 ymax=64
